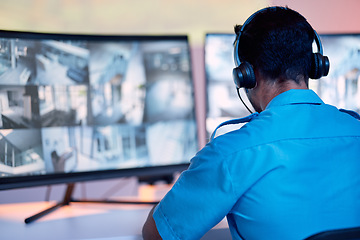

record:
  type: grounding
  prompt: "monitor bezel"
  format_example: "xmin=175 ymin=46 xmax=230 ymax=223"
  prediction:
xmin=0 ymin=29 xmax=197 ymax=191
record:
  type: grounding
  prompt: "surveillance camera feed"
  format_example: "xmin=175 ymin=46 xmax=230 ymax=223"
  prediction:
xmin=312 ymin=34 xmax=360 ymax=113
xmin=0 ymin=32 xmax=198 ymax=187
xmin=205 ymin=33 xmax=360 ymax=137
xmin=205 ymin=33 xmax=254 ymax=137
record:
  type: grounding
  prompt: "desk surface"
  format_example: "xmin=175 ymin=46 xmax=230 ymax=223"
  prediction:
xmin=0 ymin=200 xmax=231 ymax=240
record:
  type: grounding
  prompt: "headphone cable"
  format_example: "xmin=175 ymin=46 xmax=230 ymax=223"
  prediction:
xmin=236 ymin=87 xmax=253 ymax=114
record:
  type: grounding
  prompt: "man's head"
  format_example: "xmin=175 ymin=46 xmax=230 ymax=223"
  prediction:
xmin=233 ymin=6 xmax=329 ymax=112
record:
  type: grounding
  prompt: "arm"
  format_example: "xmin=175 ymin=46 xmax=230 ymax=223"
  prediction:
xmin=142 ymin=205 xmax=162 ymax=240
xmin=142 ymin=142 xmax=240 ymax=239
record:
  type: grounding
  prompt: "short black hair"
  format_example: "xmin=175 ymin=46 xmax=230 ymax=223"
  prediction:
xmin=234 ymin=6 xmax=315 ymax=84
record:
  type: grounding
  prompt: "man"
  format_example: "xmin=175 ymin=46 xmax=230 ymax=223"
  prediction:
xmin=143 ymin=6 xmax=360 ymax=239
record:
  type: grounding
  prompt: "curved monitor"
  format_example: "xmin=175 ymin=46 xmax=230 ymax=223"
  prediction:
xmin=0 ymin=30 xmax=198 ymax=190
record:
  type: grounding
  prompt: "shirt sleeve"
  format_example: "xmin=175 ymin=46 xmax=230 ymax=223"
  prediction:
xmin=153 ymin=142 xmax=238 ymax=240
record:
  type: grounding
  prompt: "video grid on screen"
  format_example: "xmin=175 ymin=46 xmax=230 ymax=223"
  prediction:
xmin=0 ymin=35 xmax=198 ymax=178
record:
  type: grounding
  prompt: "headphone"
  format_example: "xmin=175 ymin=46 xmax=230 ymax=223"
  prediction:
xmin=232 ymin=7 xmax=330 ymax=89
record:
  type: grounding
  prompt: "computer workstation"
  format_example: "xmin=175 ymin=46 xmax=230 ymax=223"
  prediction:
xmin=1 ymin=29 xmax=360 ymax=239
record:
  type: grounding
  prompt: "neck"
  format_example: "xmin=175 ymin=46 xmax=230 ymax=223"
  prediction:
xmin=276 ymin=79 xmax=308 ymax=92
xmin=257 ymin=78 xmax=308 ymax=111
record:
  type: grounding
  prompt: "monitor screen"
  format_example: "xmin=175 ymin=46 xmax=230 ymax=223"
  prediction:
xmin=204 ymin=33 xmax=254 ymax=137
xmin=205 ymin=33 xmax=360 ymax=137
xmin=0 ymin=30 xmax=198 ymax=190
xmin=311 ymin=34 xmax=360 ymax=113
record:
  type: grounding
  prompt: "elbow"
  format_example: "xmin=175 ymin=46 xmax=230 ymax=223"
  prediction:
xmin=142 ymin=205 xmax=163 ymax=240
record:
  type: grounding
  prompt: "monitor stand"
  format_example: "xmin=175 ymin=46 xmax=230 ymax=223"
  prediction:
xmin=24 ymin=183 xmax=159 ymax=224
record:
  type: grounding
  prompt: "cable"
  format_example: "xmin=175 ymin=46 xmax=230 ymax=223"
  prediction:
xmin=236 ymin=87 xmax=253 ymax=114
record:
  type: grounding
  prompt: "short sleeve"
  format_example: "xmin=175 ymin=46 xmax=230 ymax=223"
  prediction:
xmin=153 ymin=142 xmax=238 ymax=240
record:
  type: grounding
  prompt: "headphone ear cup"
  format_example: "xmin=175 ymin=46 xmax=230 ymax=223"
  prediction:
xmin=232 ymin=61 xmax=256 ymax=89
xmin=322 ymin=55 xmax=330 ymax=77
xmin=310 ymin=53 xmax=330 ymax=79
xmin=232 ymin=67 xmax=243 ymax=89
xmin=310 ymin=53 xmax=320 ymax=79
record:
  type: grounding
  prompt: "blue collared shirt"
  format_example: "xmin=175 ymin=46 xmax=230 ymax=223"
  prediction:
xmin=153 ymin=89 xmax=360 ymax=240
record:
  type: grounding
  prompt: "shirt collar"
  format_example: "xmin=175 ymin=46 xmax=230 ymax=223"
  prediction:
xmin=266 ymin=89 xmax=324 ymax=110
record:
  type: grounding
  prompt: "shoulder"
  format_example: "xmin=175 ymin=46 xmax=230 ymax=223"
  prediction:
xmin=204 ymin=112 xmax=273 ymax=158
xmin=339 ymin=108 xmax=360 ymax=121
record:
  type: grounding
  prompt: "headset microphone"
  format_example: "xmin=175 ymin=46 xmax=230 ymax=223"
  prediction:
xmin=236 ymin=87 xmax=253 ymax=114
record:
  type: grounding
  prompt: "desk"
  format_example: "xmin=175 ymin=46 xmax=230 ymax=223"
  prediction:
xmin=0 ymin=201 xmax=231 ymax=240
